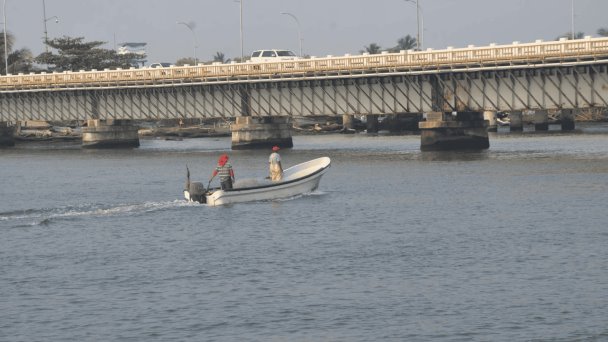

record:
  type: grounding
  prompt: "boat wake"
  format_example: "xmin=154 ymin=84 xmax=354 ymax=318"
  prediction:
xmin=0 ymin=200 xmax=195 ymax=227
xmin=261 ymin=189 xmax=327 ymax=203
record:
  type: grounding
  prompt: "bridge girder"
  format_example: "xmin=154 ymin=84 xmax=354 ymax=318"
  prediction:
xmin=1 ymin=63 xmax=607 ymax=122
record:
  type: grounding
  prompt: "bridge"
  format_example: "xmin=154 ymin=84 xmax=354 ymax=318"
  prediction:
xmin=1 ymin=36 xmax=608 ymax=149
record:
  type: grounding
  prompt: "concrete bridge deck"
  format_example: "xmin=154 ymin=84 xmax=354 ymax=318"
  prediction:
xmin=1 ymin=37 xmax=607 ymax=92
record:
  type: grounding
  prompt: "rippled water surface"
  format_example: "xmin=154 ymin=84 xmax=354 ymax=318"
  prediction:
xmin=2 ymin=125 xmax=608 ymax=341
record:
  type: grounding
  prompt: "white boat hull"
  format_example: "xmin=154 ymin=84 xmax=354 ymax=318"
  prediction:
xmin=184 ymin=157 xmax=330 ymax=206
xmin=496 ymin=118 xmax=510 ymax=126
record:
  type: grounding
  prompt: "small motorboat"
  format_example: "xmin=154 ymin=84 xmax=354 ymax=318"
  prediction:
xmin=185 ymin=157 xmax=331 ymax=206
xmin=496 ymin=117 xmax=511 ymax=126
xmin=496 ymin=112 xmax=510 ymax=126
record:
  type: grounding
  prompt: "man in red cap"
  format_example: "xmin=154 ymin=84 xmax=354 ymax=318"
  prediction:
xmin=268 ymin=146 xmax=283 ymax=181
xmin=210 ymin=154 xmax=235 ymax=190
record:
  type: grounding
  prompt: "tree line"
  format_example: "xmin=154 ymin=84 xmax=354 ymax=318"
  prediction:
xmin=1 ymin=28 xmax=607 ymax=74
xmin=0 ymin=33 xmax=144 ymax=74
xmin=361 ymin=28 xmax=608 ymax=55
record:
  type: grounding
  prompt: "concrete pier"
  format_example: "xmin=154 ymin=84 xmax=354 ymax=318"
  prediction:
xmin=382 ymin=113 xmax=423 ymax=132
xmin=0 ymin=122 xmax=15 ymax=147
xmin=419 ymin=112 xmax=489 ymax=151
xmin=509 ymin=111 xmax=524 ymax=132
xmin=231 ymin=116 xmax=293 ymax=149
xmin=366 ymin=115 xmax=379 ymax=134
xmin=483 ymin=111 xmax=498 ymax=132
xmin=342 ymin=114 xmax=354 ymax=130
xmin=82 ymin=119 xmax=140 ymax=148
xmin=534 ymin=110 xmax=549 ymax=131
xmin=561 ymin=109 xmax=576 ymax=131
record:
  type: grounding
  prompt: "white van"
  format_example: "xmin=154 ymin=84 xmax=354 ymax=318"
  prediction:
xmin=250 ymin=49 xmax=299 ymax=63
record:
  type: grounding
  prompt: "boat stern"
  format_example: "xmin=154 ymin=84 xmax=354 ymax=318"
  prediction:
xmin=185 ymin=182 xmax=207 ymax=203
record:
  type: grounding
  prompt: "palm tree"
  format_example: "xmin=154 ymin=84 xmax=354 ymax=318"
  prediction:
xmin=1 ymin=31 xmax=34 ymax=74
xmin=0 ymin=31 xmax=15 ymax=73
xmin=598 ymin=28 xmax=608 ymax=37
xmin=556 ymin=31 xmax=585 ymax=40
xmin=391 ymin=35 xmax=417 ymax=52
xmin=175 ymin=57 xmax=197 ymax=66
xmin=8 ymin=48 xmax=34 ymax=73
xmin=0 ymin=30 xmax=14 ymax=51
xmin=213 ymin=52 xmax=228 ymax=63
xmin=361 ymin=43 xmax=382 ymax=54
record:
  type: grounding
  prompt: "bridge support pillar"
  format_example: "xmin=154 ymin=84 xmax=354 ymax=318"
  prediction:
xmin=419 ymin=112 xmax=489 ymax=151
xmin=366 ymin=115 xmax=379 ymax=134
xmin=483 ymin=111 xmax=497 ymax=132
xmin=509 ymin=111 xmax=524 ymax=132
xmin=534 ymin=110 xmax=549 ymax=131
xmin=231 ymin=116 xmax=293 ymax=150
xmin=82 ymin=119 xmax=140 ymax=148
xmin=0 ymin=122 xmax=15 ymax=147
xmin=342 ymin=114 xmax=354 ymax=130
xmin=561 ymin=109 xmax=575 ymax=131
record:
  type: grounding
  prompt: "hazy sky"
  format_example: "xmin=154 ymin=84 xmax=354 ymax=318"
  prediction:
xmin=4 ymin=0 xmax=607 ymax=64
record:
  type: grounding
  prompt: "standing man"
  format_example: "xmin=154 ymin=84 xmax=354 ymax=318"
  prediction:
xmin=268 ymin=146 xmax=283 ymax=181
xmin=210 ymin=154 xmax=235 ymax=190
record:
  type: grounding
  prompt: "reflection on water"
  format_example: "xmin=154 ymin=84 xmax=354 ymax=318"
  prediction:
xmin=419 ymin=150 xmax=491 ymax=162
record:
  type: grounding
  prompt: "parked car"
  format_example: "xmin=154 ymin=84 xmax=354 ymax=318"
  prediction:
xmin=149 ymin=62 xmax=172 ymax=68
xmin=250 ymin=49 xmax=299 ymax=63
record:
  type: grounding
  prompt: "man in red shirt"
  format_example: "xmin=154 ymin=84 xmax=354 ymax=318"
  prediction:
xmin=210 ymin=154 xmax=235 ymax=190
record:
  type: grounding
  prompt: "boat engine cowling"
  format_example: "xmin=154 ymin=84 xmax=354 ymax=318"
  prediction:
xmin=188 ymin=181 xmax=206 ymax=203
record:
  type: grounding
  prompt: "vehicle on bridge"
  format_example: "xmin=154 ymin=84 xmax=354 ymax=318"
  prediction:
xmin=496 ymin=112 xmax=510 ymax=126
xmin=149 ymin=62 xmax=172 ymax=68
xmin=250 ymin=49 xmax=300 ymax=63
xmin=184 ymin=157 xmax=330 ymax=206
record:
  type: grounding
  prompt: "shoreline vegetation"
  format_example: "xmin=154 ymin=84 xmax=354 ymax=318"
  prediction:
xmin=11 ymin=110 xmax=608 ymax=142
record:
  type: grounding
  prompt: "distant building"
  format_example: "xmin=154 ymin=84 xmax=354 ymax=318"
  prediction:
xmin=117 ymin=42 xmax=147 ymax=67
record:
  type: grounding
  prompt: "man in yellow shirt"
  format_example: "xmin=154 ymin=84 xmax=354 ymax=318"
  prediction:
xmin=268 ymin=146 xmax=283 ymax=181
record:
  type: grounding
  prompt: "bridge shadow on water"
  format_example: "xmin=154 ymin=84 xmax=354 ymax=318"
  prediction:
xmin=418 ymin=149 xmax=491 ymax=162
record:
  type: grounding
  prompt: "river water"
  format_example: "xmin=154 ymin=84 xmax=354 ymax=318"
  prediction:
xmin=2 ymin=124 xmax=608 ymax=341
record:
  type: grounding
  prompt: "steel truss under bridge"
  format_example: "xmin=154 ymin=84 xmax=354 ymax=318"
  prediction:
xmin=1 ymin=62 xmax=607 ymax=122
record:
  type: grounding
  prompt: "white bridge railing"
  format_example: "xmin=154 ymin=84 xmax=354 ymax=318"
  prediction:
xmin=2 ymin=37 xmax=608 ymax=91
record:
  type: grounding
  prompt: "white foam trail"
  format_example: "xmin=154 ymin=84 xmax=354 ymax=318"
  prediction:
xmin=1 ymin=199 xmax=196 ymax=225
xmin=265 ymin=190 xmax=326 ymax=203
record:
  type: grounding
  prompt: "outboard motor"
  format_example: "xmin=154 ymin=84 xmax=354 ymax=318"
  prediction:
xmin=185 ymin=165 xmax=207 ymax=203
xmin=188 ymin=182 xmax=207 ymax=203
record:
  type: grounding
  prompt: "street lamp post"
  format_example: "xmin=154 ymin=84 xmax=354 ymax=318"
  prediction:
xmin=42 ymin=0 xmax=59 ymax=54
xmin=3 ymin=0 xmax=8 ymax=74
xmin=405 ymin=0 xmax=421 ymax=50
xmin=177 ymin=21 xmax=197 ymax=64
xmin=237 ymin=0 xmax=243 ymax=61
xmin=43 ymin=17 xmax=59 ymax=53
xmin=419 ymin=6 xmax=424 ymax=48
xmin=571 ymin=0 xmax=575 ymax=40
xmin=280 ymin=12 xmax=302 ymax=57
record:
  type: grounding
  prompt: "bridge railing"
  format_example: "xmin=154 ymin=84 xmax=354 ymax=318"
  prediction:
xmin=2 ymin=37 xmax=608 ymax=91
